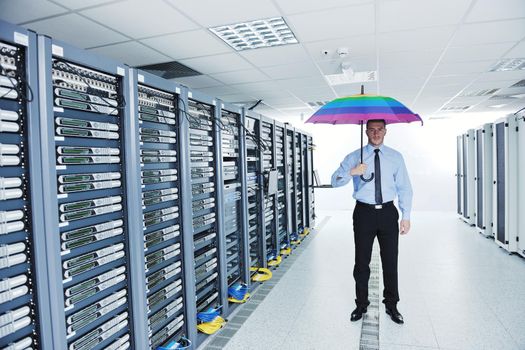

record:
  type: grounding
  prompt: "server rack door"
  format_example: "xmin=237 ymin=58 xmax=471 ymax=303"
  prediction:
xmin=0 ymin=21 xmax=50 ymax=350
xmin=505 ymin=116 xmax=518 ymax=252
xmin=476 ymin=129 xmax=483 ymax=229
xmin=456 ymin=135 xmax=463 ymax=216
xmin=462 ymin=134 xmax=468 ymax=220
xmin=517 ymin=115 xmax=525 ymax=257
xmin=133 ymin=70 xmax=189 ymax=350
xmin=274 ymin=122 xmax=290 ymax=255
xmin=38 ymin=36 xmax=134 ymax=350
xmin=260 ymin=117 xmax=276 ymax=267
xmin=479 ymin=123 xmax=494 ymax=237
xmin=495 ymin=121 xmax=506 ymax=245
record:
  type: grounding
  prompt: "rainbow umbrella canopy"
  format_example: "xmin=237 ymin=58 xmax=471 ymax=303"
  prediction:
xmin=305 ymin=86 xmax=422 ymax=181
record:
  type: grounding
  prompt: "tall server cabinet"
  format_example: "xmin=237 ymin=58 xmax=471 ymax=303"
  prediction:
xmin=218 ymin=102 xmax=249 ymax=291
xmin=294 ymin=132 xmax=305 ymax=234
xmin=0 ymin=23 xmax=51 ymax=350
xmin=456 ymin=135 xmax=464 ymax=217
xmin=462 ymin=130 xmax=475 ymax=225
xmin=131 ymin=70 xmax=188 ymax=349
xmin=285 ymin=126 xmax=298 ymax=244
xmin=517 ymin=113 xmax=525 ymax=258
xmin=305 ymin=135 xmax=315 ymax=228
xmin=184 ymin=91 xmax=226 ymax=346
xmin=492 ymin=116 xmax=518 ymax=252
xmin=274 ymin=121 xmax=290 ymax=255
xmin=260 ymin=116 xmax=277 ymax=266
xmin=37 ymin=37 xmax=134 ymax=349
xmin=475 ymin=123 xmax=493 ymax=237
xmin=244 ymin=113 xmax=265 ymax=272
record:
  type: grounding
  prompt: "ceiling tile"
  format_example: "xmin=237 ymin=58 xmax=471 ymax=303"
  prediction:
xmin=442 ymin=42 xmax=517 ymax=63
xmin=179 ymin=53 xmax=254 ymax=74
xmin=433 ymin=60 xmax=494 ymax=76
xmin=380 ymin=51 xmax=441 ymax=70
xmin=81 ymin=0 xmax=198 ymax=39
xmin=466 ymin=0 xmax=525 ymax=23
xmin=170 ymin=75 xmax=223 ymax=89
xmin=0 ymin=0 xmax=67 ymax=24
xmin=504 ymin=40 xmax=525 ymax=58
xmin=476 ymin=70 xmax=525 ymax=83
xmin=167 ymin=0 xmax=280 ymax=27
xmin=229 ymin=81 xmax=282 ymax=93
xmin=291 ymin=85 xmax=336 ymax=99
xmin=25 ymin=13 xmax=127 ymax=48
xmin=246 ymin=90 xmax=292 ymax=100
xmin=50 ymin=0 xmax=118 ymax=10
xmin=240 ymin=45 xmax=309 ymax=67
xmin=333 ymin=82 xmax=378 ymax=96
xmin=263 ymin=96 xmax=306 ymax=108
xmin=287 ymin=3 xmax=375 ymax=42
xmin=87 ymin=41 xmax=171 ymax=66
xmin=275 ymin=76 xmax=328 ymax=89
xmin=378 ymin=26 xmax=455 ymax=53
xmin=451 ymin=19 xmax=525 ymax=46
xmin=426 ymin=74 xmax=477 ymax=87
xmin=316 ymin=57 xmax=377 ymax=75
xmin=260 ymin=60 xmax=320 ymax=80
xmin=378 ymin=0 xmax=471 ymax=32
xmin=210 ymin=69 xmax=270 ymax=85
xmin=274 ymin=0 xmax=371 ymax=15
xmin=141 ymin=30 xmax=231 ymax=59
xmin=197 ymin=85 xmax=242 ymax=96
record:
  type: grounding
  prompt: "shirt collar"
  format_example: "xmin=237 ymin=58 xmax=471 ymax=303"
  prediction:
xmin=366 ymin=143 xmax=385 ymax=153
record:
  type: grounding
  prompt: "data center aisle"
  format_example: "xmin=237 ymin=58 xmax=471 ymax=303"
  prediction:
xmin=216 ymin=210 xmax=525 ymax=350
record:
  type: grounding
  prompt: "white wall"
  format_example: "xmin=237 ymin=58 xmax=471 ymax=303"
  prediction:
xmin=275 ymin=112 xmax=507 ymax=213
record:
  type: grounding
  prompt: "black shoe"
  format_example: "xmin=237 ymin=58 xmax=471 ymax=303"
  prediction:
xmin=350 ymin=307 xmax=367 ymax=322
xmin=385 ymin=306 xmax=404 ymax=324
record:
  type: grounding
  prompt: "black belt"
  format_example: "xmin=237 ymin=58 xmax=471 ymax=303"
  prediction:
xmin=356 ymin=201 xmax=394 ymax=209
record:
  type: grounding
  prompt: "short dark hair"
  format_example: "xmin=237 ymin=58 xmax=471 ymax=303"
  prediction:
xmin=366 ymin=119 xmax=386 ymax=128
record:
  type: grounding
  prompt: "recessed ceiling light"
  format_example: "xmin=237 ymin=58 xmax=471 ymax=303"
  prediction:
xmin=209 ymin=17 xmax=298 ymax=51
xmin=489 ymin=58 xmax=525 ymax=72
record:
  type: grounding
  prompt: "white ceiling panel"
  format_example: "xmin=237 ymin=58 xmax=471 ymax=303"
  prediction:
xmin=275 ymin=0 xmax=371 ymax=15
xmin=451 ymin=19 xmax=525 ymax=47
xmin=197 ymin=85 xmax=242 ymax=96
xmin=167 ymin=0 xmax=280 ymax=27
xmin=240 ymin=45 xmax=309 ymax=67
xmin=260 ymin=60 xmax=320 ymax=80
xmin=170 ymin=75 xmax=223 ymax=89
xmin=462 ymin=80 xmax=516 ymax=93
xmin=141 ymin=30 xmax=230 ymax=60
xmin=379 ymin=67 xmax=433 ymax=83
xmin=504 ymin=40 xmax=525 ymax=58
xmin=230 ymin=81 xmax=282 ymax=93
xmin=291 ymin=85 xmax=337 ymax=99
xmin=442 ymin=42 xmax=517 ymax=63
xmin=210 ymin=69 xmax=270 ymax=85
xmin=476 ymin=70 xmax=525 ymax=83
xmin=303 ymin=35 xmax=376 ymax=61
xmin=26 ymin=13 xmax=127 ymax=48
xmin=433 ymin=60 xmax=494 ymax=76
xmin=0 ymin=0 xmax=67 ymax=24
xmin=378 ymin=0 xmax=471 ymax=32
xmin=380 ymin=51 xmax=441 ymax=70
xmin=248 ymin=90 xmax=295 ymax=100
xmin=287 ymin=3 xmax=375 ymax=42
xmin=316 ymin=57 xmax=377 ymax=75
xmin=426 ymin=74 xmax=477 ymax=87
xmin=263 ymin=96 xmax=306 ymax=108
xmin=465 ymin=0 xmax=525 ymax=23
xmin=378 ymin=26 xmax=455 ymax=53
xmin=420 ymin=84 xmax=466 ymax=98
xmin=81 ymin=0 xmax=198 ymax=39
xmin=88 ymin=41 xmax=171 ymax=66
xmin=179 ymin=53 xmax=254 ymax=74
xmin=275 ymin=76 xmax=328 ymax=89
xmin=51 ymin=0 xmax=118 ymax=10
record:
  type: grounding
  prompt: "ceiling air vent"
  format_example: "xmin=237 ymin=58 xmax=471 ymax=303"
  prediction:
xmin=439 ymin=105 xmax=472 ymax=112
xmin=460 ymin=88 xmax=499 ymax=97
xmin=510 ymin=79 xmax=525 ymax=88
xmin=489 ymin=58 xmax=525 ymax=72
xmin=136 ymin=61 xmax=201 ymax=79
xmin=307 ymin=101 xmax=330 ymax=107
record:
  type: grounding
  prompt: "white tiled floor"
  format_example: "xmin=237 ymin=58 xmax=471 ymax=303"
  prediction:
xmin=222 ymin=210 xmax=525 ymax=350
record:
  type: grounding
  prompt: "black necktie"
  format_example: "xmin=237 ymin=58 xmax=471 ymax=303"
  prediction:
xmin=374 ymin=149 xmax=383 ymax=204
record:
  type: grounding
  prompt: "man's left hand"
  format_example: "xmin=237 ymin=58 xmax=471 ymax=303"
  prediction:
xmin=400 ymin=220 xmax=410 ymax=235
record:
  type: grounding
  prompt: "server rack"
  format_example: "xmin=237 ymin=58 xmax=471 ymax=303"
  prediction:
xmin=462 ymin=130 xmax=475 ymax=225
xmin=259 ymin=116 xmax=277 ymax=266
xmin=285 ymin=125 xmax=298 ymax=244
xmin=456 ymin=135 xmax=464 ymax=217
xmin=218 ymin=102 xmax=249 ymax=292
xmin=130 ymin=70 xmax=188 ymax=349
xmin=183 ymin=90 xmax=226 ymax=345
xmin=0 ymin=22 xmax=52 ymax=350
xmin=244 ymin=112 xmax=266 ymax=272
xmin=517 ymin=112 xmax=525 ymax=258
xmin=274 ymin=121 xmax=290 ymax=255
xmin=305 ymin=135 xmax=315 ymax=228
xmin=492 ymin=115 xmax=518 ymax=252
xmin=475 ymin=123 xmax=493 ymax=237
xmin=295 ymin=131 xmax=305 ymax=234
xmin=38 ymin=37 xmax=135 ymax=350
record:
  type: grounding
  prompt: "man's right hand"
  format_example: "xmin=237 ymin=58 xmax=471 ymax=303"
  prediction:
xmin=350 ymin=163 xmax=367 ymax=176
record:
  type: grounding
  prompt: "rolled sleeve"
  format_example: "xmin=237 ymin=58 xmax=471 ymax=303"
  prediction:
xmin=331 ymin=153 xmax=356 ymax=188
xmin=395 ymin=155 xmax=413 ymax=220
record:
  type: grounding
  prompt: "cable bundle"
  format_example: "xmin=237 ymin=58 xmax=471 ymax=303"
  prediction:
xmin=299 ymin=227 xmax=310 ymax=238
xmin=290 ymin=232 xmax=301 ymax=245
xmin=250 ymin=267 xmax=272 ymax=282
xmin=196 ymin=306 xmax=226 ymax=334
xmin=228 ymin=283 xmax=250 ymax=303
xmin=156 ymin=337 xmax=191 ymax=350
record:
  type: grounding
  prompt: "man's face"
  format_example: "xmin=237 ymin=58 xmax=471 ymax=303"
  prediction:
xmin=366 ymin=121 xmax=386 ymax=146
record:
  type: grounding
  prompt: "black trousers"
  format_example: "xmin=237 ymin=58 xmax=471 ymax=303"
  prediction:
xmin=352 ymin=202 xmax=400 ymax=308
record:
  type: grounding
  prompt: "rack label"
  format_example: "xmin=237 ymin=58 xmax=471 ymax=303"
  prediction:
xmin=52 ymin=44 xmax=64 ymax=57
xmin=14 ymin=32 xmax=28 ymax=46
xmin=138 ymin=74 xmax=145 ymax=83
xmin=117 ymin=66 xmax=125 ymax=76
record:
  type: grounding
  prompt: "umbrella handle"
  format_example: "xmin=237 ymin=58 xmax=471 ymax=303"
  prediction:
xmin=360 ymin=173 xmax=374 ymax=182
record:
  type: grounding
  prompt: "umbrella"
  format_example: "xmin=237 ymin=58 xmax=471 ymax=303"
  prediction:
xmin=305 ymin=85 xmax=422 ymax=182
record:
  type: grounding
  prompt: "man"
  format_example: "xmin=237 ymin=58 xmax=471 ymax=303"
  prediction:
xmin=331 ymin=119 xmax=412 ymax=324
